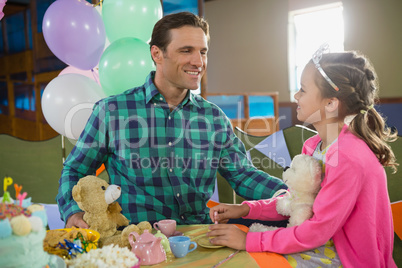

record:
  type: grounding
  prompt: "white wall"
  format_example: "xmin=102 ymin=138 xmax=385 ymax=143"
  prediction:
xmin=204 ymin=0 xmax=290 ymax=102
xmin=343 ymin=0 xmax=402 ymax=98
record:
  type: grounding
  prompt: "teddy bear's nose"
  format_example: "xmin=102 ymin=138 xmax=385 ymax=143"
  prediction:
xmin=117 ymin=186 xmax=121 ymax=190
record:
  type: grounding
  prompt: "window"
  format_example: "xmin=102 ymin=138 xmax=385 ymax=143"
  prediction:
xmin=288 ymin=3 xmax=344 ymax=101
xmin=14 ymin=83 xmax=36 ymax=121
xmin=0 ymin=22 xmax=4 ymax=56
xmin=0 ymin=81 xmax=8 ymax=115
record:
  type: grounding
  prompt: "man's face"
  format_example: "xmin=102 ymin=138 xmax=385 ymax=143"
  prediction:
xmin=158 ymin=26 xmax=208 ymax=91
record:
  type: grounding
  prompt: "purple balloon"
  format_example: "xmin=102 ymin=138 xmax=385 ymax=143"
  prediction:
xmin=42 ymin=0 xmax=106 ymax=70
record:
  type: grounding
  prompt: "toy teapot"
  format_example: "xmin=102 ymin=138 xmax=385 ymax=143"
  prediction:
xmin=129 ymin=229 xmax=166 ymax=265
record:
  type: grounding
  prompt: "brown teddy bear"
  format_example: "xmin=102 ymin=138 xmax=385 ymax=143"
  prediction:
xmin=72 ymin=175 xmax=152 ymax=248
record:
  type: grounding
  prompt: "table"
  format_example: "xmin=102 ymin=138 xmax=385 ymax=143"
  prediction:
xmin=150 ymin=224 xmax=291 ymax=268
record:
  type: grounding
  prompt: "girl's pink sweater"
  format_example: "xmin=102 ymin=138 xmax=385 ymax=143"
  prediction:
xmin=243 ymin=125 xmax=396 ymax=268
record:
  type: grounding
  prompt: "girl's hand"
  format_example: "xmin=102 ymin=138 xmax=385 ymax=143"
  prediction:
xmin=209 ymin=203 xmax=250 ymax=224
xmin=207 ymin=224 xmax=247 ymax=250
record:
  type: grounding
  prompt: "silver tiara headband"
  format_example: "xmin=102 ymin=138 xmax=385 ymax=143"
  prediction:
xmin=312 ymin=43 xmax=339 ymax=91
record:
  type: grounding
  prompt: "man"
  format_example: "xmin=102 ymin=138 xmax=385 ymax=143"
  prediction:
xmin=58 ymin=12 xmax=287 ymax=228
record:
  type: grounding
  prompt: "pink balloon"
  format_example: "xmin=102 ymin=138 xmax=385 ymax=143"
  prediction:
xmin=0 ymin=0 xmax=6 ymax=21
xmin=42 ymin=0 xmax=106 ymax=70
xmin=59 ymin=66 xmax=100 ymax=85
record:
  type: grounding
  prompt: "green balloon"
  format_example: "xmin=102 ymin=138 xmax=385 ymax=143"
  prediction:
xmin=99 ymin=38 xmax=155 ymax=96
xmin=102 ymin=0 xmax=163 ymax=43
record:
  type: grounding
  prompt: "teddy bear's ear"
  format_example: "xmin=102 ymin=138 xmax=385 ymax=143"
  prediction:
xmin=72 ymin=184 xmax=82 ymax=203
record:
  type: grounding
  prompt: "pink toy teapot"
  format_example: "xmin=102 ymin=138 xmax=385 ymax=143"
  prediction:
xmin=129 ymin=229 xmax=166 ymax=265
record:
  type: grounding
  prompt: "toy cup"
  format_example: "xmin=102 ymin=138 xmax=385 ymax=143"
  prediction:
xmin=153 ymin=219 xmax=176 ymax=237
xmin=168 ymin=236 xmax=197 ymax=258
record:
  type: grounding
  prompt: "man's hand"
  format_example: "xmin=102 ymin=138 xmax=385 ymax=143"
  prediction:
xmin=65 ymin=212 xmax=89 ymax=228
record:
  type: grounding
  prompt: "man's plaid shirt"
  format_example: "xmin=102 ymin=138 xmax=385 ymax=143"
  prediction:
xmin=57 ymin=71 xmax=286 ymax=225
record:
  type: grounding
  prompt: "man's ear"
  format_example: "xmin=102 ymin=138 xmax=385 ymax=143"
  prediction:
xmin=150 ymin=45 xmax=163 ymax=64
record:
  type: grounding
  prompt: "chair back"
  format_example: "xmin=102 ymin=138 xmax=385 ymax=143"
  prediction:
xmin=216 ymin=125 xmax=316 ymax=204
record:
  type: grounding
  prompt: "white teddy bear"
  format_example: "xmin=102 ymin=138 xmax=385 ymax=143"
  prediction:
xmin=249 ymin=154 xmax=322 ymax=232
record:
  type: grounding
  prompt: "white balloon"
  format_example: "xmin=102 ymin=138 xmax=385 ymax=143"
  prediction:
xmin=41 ymin=74 xmax=106 ymax=140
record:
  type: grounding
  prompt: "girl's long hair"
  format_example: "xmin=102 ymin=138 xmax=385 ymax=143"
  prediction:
xmin=313 ymin=51 xmax=398 ymax=172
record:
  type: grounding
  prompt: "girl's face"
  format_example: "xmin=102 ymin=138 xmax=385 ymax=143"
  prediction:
xmin=294 ymin=63 xmax=329 ymax=125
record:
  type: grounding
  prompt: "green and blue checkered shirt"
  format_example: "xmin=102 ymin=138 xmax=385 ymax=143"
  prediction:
xmin=57 ymin=71 xmax=286 ymax=225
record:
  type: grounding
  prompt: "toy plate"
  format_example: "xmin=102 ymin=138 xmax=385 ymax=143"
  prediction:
xmin=197 ymin=236 xmax=225 ymax=249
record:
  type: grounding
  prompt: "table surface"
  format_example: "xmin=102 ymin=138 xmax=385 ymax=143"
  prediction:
xmin=150 ymin=224 xmax=291 ymax=268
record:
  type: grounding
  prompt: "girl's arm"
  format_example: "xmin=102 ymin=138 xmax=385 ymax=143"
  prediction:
xmin=242 ymin=197 xmax=289 ymax=221
xmin=246 ymin=154 xmax=362 ymax=253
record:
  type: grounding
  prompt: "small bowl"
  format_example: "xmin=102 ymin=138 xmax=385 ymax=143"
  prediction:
xmin=46 ymin=228 xmax=100 ymax=252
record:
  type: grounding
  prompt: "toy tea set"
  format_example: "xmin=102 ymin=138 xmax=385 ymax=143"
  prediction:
xmin=129 ymin=219 xmax=196 ymax=265
xmin=72 ymin=175 xmax=197 ymax=265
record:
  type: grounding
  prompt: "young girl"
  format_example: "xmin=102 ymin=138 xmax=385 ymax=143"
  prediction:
xmin=207 ymin=45 xmax=398 ymax=267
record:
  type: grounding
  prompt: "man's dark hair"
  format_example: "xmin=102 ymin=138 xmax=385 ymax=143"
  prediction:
xmin=149 ymin=12 xmax=209 ymax=52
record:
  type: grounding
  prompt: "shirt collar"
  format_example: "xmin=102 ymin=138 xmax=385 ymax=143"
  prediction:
xmin=188 ymin=91 xmax=201 ymax=108
xmin=144 ymin=71 xmax=160 ymax=104
xmin=144 ymin=71 xmax=201 ymax=109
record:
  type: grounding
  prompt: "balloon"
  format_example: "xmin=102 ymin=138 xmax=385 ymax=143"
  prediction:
xmin=99 ymin=37 xmax=155 ymax=96
xmin=42 ymin=0 xmax=106 ymax=70
xmin=59 ymin=66 xmax=100 ymax=85
xmin=94 ymin=5 xmax=111 ymax=51
xmin=0 ymin=0 xmax=6 ymax=21
xmin=41 ymin=74 xmax=106 ymax=140
xmin=102 ymin=0 xmax=162 ymax=43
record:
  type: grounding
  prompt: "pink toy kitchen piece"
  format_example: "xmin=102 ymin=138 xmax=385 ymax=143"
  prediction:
xmin=153 ymin=219 xmax=176 ymax=237
xmin=129 ymin=229 xmax=166 ymax=265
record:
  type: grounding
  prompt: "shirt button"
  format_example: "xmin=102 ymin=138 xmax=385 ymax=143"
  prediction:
xmin=160 ymin=97 xmax=163 ymax=101
xmin=168 ymin=142 xmax=172 ymax=146
xmin=168 ymin=116 xmax=171 ymax=120
xmin=181 ymin=216 xmax=185 ymax=220
xmin=177 ymin=193 xmax=180 ymax=197
xmin=170 ymin=168 xmax=173 ymax=172
xmin=153 ymin=103 xmax=156 ymax=106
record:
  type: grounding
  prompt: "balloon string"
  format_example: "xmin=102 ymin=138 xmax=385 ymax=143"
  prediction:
xmin=91 ymin=68 xmax=100 ymax=85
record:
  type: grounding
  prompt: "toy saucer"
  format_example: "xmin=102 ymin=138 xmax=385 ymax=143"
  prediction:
xmin=197 ymin=236 xmax=225 ymax=249
xmin=167 ymin=230 xmax=183 ymax=237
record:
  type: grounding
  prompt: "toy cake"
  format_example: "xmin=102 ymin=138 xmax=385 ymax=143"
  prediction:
xmin=0 ymin=177 xmax=50 ymax=268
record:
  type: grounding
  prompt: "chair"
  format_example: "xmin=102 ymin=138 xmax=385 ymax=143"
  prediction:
xmin=205 ymin=92 xmax=280 ymax=136
xmin=386 ymin=135 xmax=402 ymax=267
xmin=41 ymin=203 xmax=65 ymax=229
xmin=216 ymin=125 xmax=316 ymax=204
